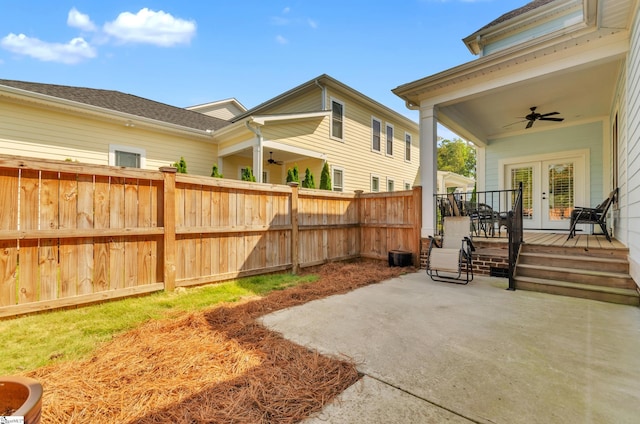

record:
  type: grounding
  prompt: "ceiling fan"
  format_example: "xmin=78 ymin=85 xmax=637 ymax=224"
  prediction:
xmin=267 ymin=151 xmax=283 ymax=165
xmin=523 ymin=106 xmax=564 ymax=129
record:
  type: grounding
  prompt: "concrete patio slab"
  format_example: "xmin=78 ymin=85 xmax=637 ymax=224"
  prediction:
xmin=260 ymin=272 xmax=640 ymax=424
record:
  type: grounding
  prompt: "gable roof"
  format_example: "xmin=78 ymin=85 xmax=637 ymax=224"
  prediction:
xmin=0 ymin=79 xmax=231 ymax=132
xmin=231 ymin=74 xmax=418 ymax=128
xmin=472 ymin=0 xmax=558 ymax=34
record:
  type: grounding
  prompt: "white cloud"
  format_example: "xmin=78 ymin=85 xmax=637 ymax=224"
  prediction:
xmin=0 ymin=33 xmax=96 ymax=64
xmin=103 ymin=8 xmax=196 ymax=47
xmin=67 ymin=8 xmax=97 ymax=32
xmin=308 ymin=19 xmax=318 ymax=29
xmin=275 ymin=35 xmax=288 ymax=44
xmin=282 ymin=7 xmax=291 ymax=14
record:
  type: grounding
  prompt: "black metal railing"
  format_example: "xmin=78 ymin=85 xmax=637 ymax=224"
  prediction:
xmin=508 ymin=183 xmax=523 ymax=290
xmin=434 ymin=185 xmax=524 ymax=287
xmin=435 ymin=188 xmax=519 ymax=238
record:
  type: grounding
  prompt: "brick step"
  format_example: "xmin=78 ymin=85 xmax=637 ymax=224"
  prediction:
xmin=516 ymin=264 xmax=635 ymax=289
xmin=518 ymin=252 xmax=629 ymax=273
xmin=514 ymin=276 xmax=640 ymax=306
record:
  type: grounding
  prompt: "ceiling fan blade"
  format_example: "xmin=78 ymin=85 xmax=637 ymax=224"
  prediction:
xmin=503 ymin=119 xmax=528 ymax=128
xmin=539 ymin=117 xmax=564 ymax=122
xmin=539 ymin=111 xmax=560 ymax=117
xmin=526 ymin=120 xmax=534 ymax=129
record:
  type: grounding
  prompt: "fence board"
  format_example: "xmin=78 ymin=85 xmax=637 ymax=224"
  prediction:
xmin=0 ymin=155 xmax=421 ymax=318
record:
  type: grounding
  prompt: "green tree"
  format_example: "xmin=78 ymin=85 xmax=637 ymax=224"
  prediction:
xmin=211 ymin=164 xmax=223 ymax=178
xmin=286 ymin=165 xmax=300 ymax=183
xmin=301 ymin=168 xmax=316 ymax=188
xmin=437 ymin=138 xmax=476 ymax=177
xmin=172 ymin=157 xmax=187 ymax=174
xmin=320 ymin=162 xmax=332 ymax=190
xmin=241 ymin=167 xmax=256 ymax=182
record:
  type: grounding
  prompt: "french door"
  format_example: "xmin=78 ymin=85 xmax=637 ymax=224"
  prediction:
xmin=505 ymin=154 xmax=585 ymax=230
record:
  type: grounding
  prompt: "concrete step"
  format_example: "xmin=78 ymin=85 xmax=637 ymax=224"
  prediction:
xmin=514 ymin=276 xmax=640 ymax=306
xmin=518 ymin=252 xmax=629 ymax=273
xmin=516 ymin=263 xmax=636 ymax=289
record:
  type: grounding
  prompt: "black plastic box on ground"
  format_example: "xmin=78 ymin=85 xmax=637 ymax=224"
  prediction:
xmin=388 ymin=250 xmax=412 ymax=267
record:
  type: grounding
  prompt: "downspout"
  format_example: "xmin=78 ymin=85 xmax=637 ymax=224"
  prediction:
xmin=315 ymin=79 xmax=326 ymax=110
xmin=246 ymin=119 xmax=263 ymax=182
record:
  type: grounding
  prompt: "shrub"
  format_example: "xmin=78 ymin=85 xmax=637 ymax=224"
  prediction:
xmin=302 ymin=168 xmax=316 ymax=189
xmin=241 ymin=167 xmax=256 ymax=182
xmin=211 ymin=165 xmax=223 ymax=178
xmin=286 ymin=165 xmax=300 ymax=184
xmin=320 ymin=162 xmax=331 ymax=190
xmin=172 ymin=157 xmax=187 ymax=174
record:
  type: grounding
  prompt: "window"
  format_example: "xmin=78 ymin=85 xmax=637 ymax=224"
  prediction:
xmin=262 ymin=171 xmax=268 ymax=184
xmin=387 ymin=178 xmax=394 ymax=192
xmin=386 ymin=124 xmax=394 ymax=156
xmin=331 ymin=99 xmax=344 ymax=140
xmin=332 ymin=167 xmax=344 ymax=192
xmin=405 ymin=133 xmax=412 ymax=162
xmin=109 ymin=145 xmax=145 ymax=168
xmin=371 ymin=175 xmax=380 ymax=192
xmin=371 ymin=118 xmax=381 ymax=152
xmin=404 ymin=182 xmax=411 ymax=190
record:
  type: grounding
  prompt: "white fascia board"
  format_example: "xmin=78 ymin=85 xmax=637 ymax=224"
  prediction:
xmin=218 ymin=138 xmax=258 ymax=157
xmin=262 ymin=140 xmax=327 ymax=160
xmin=0 ymin=84 xmax=216 ymax=139
xmin=252 ymin=111 xmax=330 ymax=125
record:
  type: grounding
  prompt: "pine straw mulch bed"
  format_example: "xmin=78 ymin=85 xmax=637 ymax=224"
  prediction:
xmin=27 ymin=260 xmax=414 ymax=423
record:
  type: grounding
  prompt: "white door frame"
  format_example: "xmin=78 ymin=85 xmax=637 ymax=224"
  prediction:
xmin=499 ymin=149 xmax=590 ymax=230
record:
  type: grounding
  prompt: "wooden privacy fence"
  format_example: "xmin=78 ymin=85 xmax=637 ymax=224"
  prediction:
xmin=0 ymin=155 xmax=421 ymax=318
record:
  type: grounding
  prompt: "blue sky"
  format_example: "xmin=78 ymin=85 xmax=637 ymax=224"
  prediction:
xmin=0 ymin=0 xmax=528 ymax=129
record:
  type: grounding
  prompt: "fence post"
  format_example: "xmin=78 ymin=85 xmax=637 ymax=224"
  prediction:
xmin=412 ymin=186 xmax=423 ymax=267
xmin=354 ymin=190 xmax=364 ymax=258
xmin=288 ymin=182 xmax=299 ymax=274
xmin=161 ymin=167 xmax=177 ymax=291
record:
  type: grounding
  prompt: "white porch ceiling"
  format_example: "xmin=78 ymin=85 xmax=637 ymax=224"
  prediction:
xmin=437 ymin=54 xmax=623 ymax=143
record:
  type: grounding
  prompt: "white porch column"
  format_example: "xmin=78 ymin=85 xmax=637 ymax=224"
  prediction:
xmin=252 ymin=145 xmax=263 ymax=182
xmin=419 ymin=105 xmax=438 ymax=237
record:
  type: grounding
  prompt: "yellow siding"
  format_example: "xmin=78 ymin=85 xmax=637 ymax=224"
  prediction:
xmin=257 ymin=86 xmax=420 ymax=193
xmin=268 ymin=89 xmax=323 ymax=114
xmin=0 ymin=99 xmax=218 ymax=176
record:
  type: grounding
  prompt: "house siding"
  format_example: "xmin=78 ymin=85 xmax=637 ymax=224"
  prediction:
xmin=485 ymin=121 xmax=603 ymax=203
xmin=0 ymin=98 xmax=218 ymax=176
xmin=625 ymin=3 xmax=640 ymax=284
xmin=231 ymin=84 xmax=420 ymax=193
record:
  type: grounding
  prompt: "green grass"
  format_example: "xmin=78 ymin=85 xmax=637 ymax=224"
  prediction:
xmin=0 ymin=272 xmax=318 ymax=376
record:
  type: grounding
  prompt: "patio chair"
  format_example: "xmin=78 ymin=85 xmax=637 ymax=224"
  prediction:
xmin=426 ymin=216 xmax=475 ymax=284
xmin=567 ymin=188 xmax=617 ymax=242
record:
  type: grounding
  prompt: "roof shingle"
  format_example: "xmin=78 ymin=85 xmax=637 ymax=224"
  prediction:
xmin=0 ymin=79 xmax=231 ymax=132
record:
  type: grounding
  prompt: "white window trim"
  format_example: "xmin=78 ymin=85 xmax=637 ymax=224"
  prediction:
xmin=262 ymin=170 xmax=269 ymax=184
xmin=109 ymin=144 xmax=146 ymax=168
xmin=371 ymin=116 xmax=382 ymax=153
xmin=404 ymin=132 xmax=412 ymax=163
xmin=371 ymin=174 xmax=380 ymax=193
xmin=387 ymin=177 xmax=395 ymax=192
xmin=331 ymin=165 xmax=345 ymax=192
xmin=404 ymin=181 xmax=412 ymax=191
xmin=385 ymin=123 xmax=394 ymax=157
xmin=330 ymin=97 xmax=345 ymax=142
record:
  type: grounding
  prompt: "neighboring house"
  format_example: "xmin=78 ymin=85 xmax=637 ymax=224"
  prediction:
xmin=211 ymin=74 xmax=420 ymax=192
xmin=0 ymin=75 xmax=419 ymax=193
xmin=187 ymin=98 xmax=247 ymax=121
xmin=0 ymin=79 xmax=228 ymax=176
xmin=437 ymin=171 xmax=475 ymax=194
xmin=393 ymin=0 xmax=640 ymax=285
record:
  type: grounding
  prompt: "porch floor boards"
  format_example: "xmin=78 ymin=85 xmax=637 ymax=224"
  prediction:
xmin=474 ymin=231 xmax=627 ymax=250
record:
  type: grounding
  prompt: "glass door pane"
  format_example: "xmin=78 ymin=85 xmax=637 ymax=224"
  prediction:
xmin=547 ymin=163 xmax=574 ymax=222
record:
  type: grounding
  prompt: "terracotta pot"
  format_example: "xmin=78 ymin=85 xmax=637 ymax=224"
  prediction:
xmin=0 ymin=376 xmax=42 ymax=424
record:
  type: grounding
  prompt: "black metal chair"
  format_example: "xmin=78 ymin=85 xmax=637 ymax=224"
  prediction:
xmin=567 ymin=188 xmax=617 ymax=242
